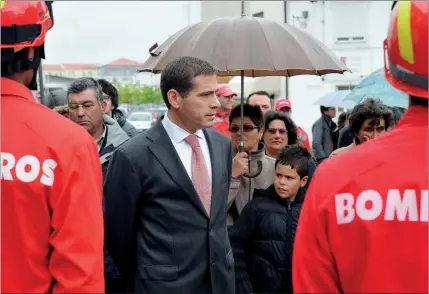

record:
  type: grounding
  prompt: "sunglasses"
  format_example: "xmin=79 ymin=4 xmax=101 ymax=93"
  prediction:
xmin=267 ymin=128 xmax=287 ymax=135
xmin=229 ymin=124 xmax=258 ymax=133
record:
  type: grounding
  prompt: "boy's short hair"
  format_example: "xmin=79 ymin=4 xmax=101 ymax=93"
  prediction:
xmin=275 ymin=145 xmax=311 ymax=178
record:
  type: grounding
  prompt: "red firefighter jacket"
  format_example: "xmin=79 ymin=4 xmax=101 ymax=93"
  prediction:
xmin=293 ymin=105 xmax=428 ymax=293
xmin=1 ymin=77 xmax=105 ymax=293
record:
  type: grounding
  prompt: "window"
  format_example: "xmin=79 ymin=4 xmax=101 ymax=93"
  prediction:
xmin=331 ymin=1 xmax=368 ymax=44
xmin=336 ymin=85 xmax=355 ymax=91
xmin=252 ymin=11 xmax=264 ymax=18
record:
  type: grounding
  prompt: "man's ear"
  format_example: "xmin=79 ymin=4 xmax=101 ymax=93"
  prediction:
xmin=100 ymin=99 xmax=107 ymax=112
xmin=168 ymin=89 xmax=181 ymax=109
xmin=300 ymin=175 xmax=309 ymax=188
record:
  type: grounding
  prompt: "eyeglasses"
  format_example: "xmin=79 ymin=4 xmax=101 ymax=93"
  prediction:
xmin=68 ymin=101 xmax=96 ymax=111
xmin=229 ymin=124 xmax=258 ymax=133
xmin=267 ymin=128 xmax=287 ymax=135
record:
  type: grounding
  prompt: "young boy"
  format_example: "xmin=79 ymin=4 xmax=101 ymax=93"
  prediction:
xmin=229 ymin=145 xmax=311 ymax=294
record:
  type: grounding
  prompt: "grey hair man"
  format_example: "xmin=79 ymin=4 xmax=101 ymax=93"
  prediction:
xmin=67 ymin=77 xmax=106 ymax=141
xmin=67 ymin=77 xmax=130 ymax=292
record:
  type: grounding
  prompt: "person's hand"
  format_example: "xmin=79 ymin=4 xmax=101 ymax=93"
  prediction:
xmin=232 ymin=152 xmax=248 ymax=178
xmin=362 ymin=134 xmax=373 ymax=142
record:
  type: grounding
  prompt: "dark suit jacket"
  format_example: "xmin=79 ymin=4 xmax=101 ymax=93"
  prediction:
xmin=104 ymin=119 xmax=235 ymax=294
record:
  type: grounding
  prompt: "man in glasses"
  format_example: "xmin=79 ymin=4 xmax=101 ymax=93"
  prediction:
xmin=227 ymin=103 xmax=276 ymax=225
xmin=67 ymin=77 xmax=130 ymax=292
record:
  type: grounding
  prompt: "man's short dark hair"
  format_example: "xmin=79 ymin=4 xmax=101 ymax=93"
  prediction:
xmin=67 ymin=77 xmax=104 ymax=102
xmin=247 ymin=90 xmax=271 ymax=103
xmin=229 ymin=103 xmax=264 ymax=130
xmin=264 ymin=110 xmax=298 ymax=145
xmin=160 ymin=56 xmax=217 ymax=109
xmin=349 ymin=98 xmax=393 ymax=134
xmin=320 ymin=106 xmax=334 ymax=115
xmin=275 ymin=144 xmax=311 ymax=179
xmin=97 ymin=78 xmax=119 ymax=109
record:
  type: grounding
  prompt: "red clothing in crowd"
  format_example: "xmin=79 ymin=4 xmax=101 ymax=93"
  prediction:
xmin=213 ymin=111 xmax=231 ymax=137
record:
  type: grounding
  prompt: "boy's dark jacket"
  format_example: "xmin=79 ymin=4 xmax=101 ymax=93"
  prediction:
xmin=229 ymin=185 xmax=305 ymax=294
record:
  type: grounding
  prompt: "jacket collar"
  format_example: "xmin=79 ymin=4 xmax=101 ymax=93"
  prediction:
xmin=1 ymin=77 xmax=34 ymax=102
xmin=233 ymin=142 xmax=266 ymax=161
xmin=253 ymin=184 xmax=306 ymax=205
xmin=397 ymin=104 xmax=427 ymax=128
xmin=99 ymin=115 xmax=129 ymax=164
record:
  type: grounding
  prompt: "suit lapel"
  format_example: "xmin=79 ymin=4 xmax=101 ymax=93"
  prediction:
xmin=204 ymin=129 xmax=222 ymax=220
xmin=146 ymin=120 xmax=209 ymax=218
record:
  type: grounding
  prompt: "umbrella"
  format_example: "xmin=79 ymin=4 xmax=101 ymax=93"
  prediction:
xmin=140 ymin=17 xmax=348 ymax=77
xmin=140 ymin=1 xmax=349 ymax=178
xmin=314 ymin=90 xmax=356 ymax=109
xmin=344 ymin=67 xmax=409 ymax=108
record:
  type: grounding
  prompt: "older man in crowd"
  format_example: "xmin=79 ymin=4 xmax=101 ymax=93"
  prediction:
xmin=67 ymin=77 xmax=130 ymax=293
xmin=247 ymin=90 xmax=272 ymax=115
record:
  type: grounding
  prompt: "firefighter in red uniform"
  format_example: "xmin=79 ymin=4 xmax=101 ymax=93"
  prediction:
xmin=1 ymin=2 xmax=105 ymax=292
xmin=293 ymin=1 xmax=428 ymax=293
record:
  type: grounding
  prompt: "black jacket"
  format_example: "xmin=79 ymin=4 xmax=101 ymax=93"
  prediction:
xmin=104 ymin=119 xmax=235 ymax=294
xmin=113 ymin=109 xmax=139 ymax=138
xmin=229 ymin=185 xmax=305 ymax=294
xmin=338 ymin=124 xmax=355 ymax=148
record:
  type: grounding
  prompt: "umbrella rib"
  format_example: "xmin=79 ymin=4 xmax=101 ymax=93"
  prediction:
xmin=285 ymin=26 xmax=318 ymax=75
xmin=256 ymin=17 xmax=276 ymax=73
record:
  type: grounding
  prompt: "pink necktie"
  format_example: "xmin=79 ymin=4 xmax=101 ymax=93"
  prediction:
xmin=185 ymin=134 xmax=212 ymax=216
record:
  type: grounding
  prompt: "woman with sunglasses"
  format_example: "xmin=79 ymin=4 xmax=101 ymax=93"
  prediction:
xmin=227 ymin=104 xmax=276 ymax=226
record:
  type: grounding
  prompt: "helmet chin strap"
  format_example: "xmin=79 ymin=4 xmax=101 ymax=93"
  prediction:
xmin=28 ymin=67 xmax=39 ymax=90
xmin=1 ymin=44 xmax=44 ymax=90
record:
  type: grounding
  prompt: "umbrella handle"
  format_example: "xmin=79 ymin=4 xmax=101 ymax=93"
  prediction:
xmin=243 ymin=160 xmax=263 ymax=178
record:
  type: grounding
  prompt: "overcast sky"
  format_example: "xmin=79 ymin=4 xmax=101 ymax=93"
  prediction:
xmin=44 ymin=1 xmax=200 ymax=65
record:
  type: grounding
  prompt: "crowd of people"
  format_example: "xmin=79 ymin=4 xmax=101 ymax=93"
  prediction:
xmin=1 ymin=1 xmax=428 ymax=294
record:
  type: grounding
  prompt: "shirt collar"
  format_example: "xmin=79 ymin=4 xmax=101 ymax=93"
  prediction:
xmin=96 ymin=124 xmax=107 ymax=146
xmin=1 ymin=77 xmax=35 ymax=102
xmin=162 ymin=111 xmax=204 ymax=143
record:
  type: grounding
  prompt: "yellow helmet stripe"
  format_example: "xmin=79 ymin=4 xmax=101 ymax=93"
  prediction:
xmin=0 ymin=0 xmax=5 ymax=9
xmin=397 ymin=1 xmax=415 ymax=64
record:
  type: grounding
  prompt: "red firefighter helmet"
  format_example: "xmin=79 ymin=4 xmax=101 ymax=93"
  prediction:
xmin=384 ymin=1 xmax=428 ymax=99
xmin=1 ymin=1 xmax=54 ymax=49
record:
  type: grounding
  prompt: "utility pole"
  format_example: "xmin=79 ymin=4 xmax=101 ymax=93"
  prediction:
xmin=38 ymin=60 xmax=47 ymax=105
xmin=187 ymin=1 xmax=191 ymax=25
xmin=283 ymin=0 xmax=289 ymax=99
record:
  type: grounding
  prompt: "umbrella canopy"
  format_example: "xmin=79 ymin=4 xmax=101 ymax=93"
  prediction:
xmin=314 ymin=90 xmax=356 ymax=109
xmin=140 ymin=16 xmax=349 ymax=77
xmin=344 ymin=68 xmax=409 ymax=108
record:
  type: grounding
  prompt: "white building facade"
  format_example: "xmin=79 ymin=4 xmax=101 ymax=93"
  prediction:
xmin=200 ymin=0 xmax=394 ymax=138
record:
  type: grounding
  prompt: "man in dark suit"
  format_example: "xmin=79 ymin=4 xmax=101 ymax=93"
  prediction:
xmin=103 ymin=56 xmax=235 ymax=294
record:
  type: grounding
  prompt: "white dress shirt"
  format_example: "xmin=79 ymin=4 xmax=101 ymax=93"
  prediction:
xmin=161 ymin=112 xmax=212 ymax=183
